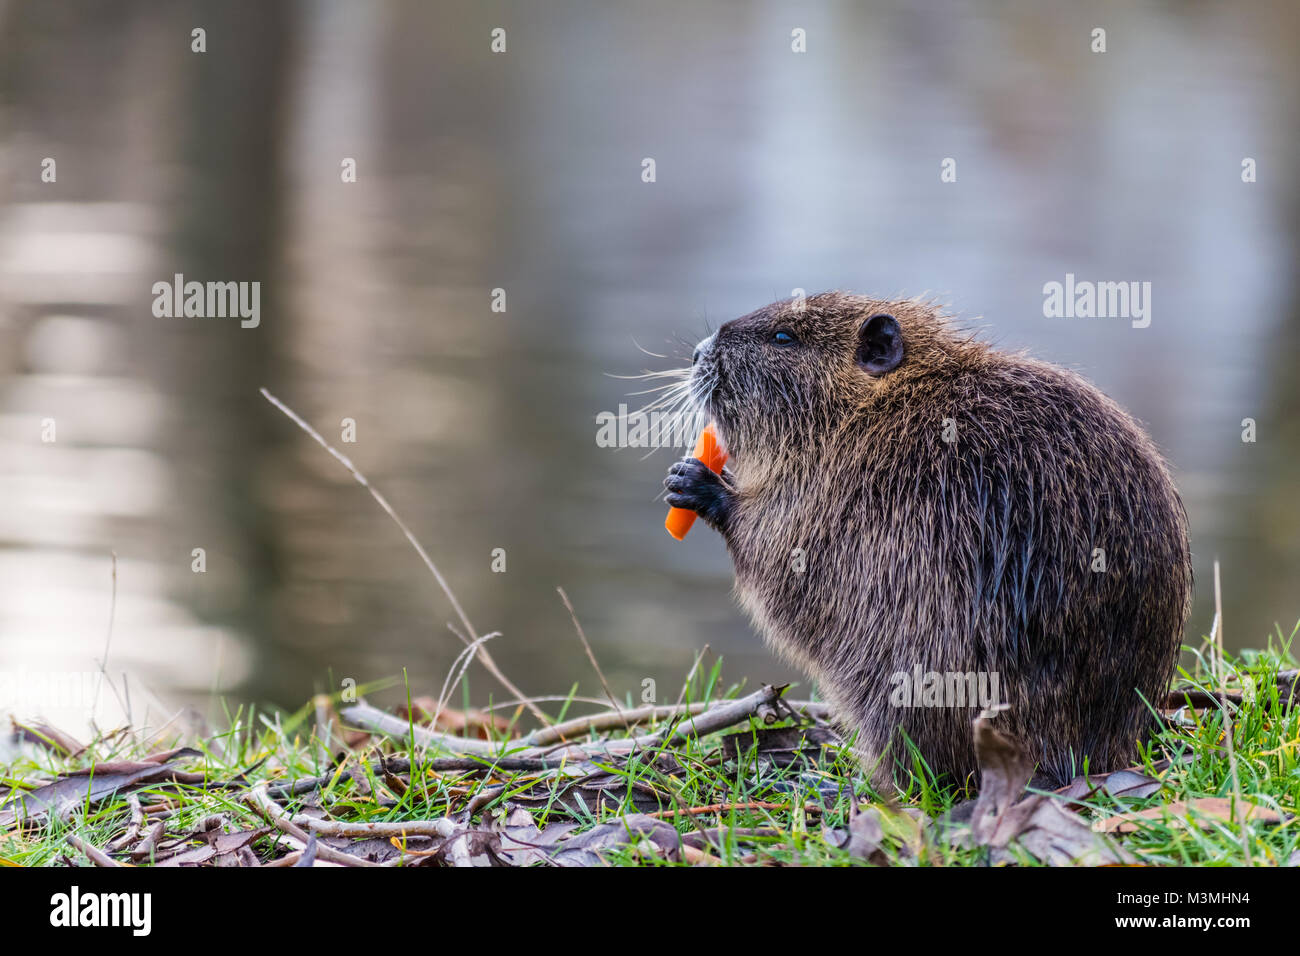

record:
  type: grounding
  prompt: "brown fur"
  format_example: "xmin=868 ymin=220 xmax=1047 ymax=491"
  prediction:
xmin=682 ymin=292 xmax=1191 ymax=788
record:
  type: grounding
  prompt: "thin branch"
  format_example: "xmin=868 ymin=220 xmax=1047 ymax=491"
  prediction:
xmin=66 ymin=834 xmax=123 ymax=867
xmin=649 ymin=802 xmax=823 ymax=819
xmin=446 ymin=622 xmax=550 ymax=725
xmin=293 ymin=816 xmax=457 ymax=839
xmin=92 ymin=551 xmax=128 ymax=720
xmin=260 ymin=387 xmax=548 ymax=725
xmin=675 ymin=644 xmax=711 ymax=708
xmin=557 ymin=586 xmax=624 ymax=724
xmin=635 ymin=684 xmax=785 ymax=750
xmin=428 ymin=631 xmax=502 ymax=740
xmin=1213 ymin=561 xmax=1252 ymax=866
xmin=129 ymin=820 xmax=166 ymax=863
xmin=341 ymin=701 xmax=500 ymax=756
xmin=522 ymin=701 xmax=713 ymax=748
xmin=344 ymin=685 xmax=790 ymax=761
xmin=104 ymin=793 xmax=145 ymax=854
xmin=243 ymin=785 xmax=380 ymax=868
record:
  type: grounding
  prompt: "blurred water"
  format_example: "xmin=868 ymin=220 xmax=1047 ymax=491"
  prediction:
xmin=0 ymin=0 xmax=1296 ymax=730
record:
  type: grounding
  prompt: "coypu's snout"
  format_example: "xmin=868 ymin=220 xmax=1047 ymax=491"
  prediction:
xmin=688 ymin=333 xmax=719 ymax=417
xmin=691 ymin=333 xmax=714 ymax=367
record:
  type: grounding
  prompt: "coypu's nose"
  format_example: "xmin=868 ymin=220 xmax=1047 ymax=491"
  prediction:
xmin=692 ymin=334 xmax=715 ymax=366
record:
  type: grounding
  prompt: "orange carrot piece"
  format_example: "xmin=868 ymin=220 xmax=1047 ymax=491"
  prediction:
xmin=666 ymin=423 xmax=729 ymax=540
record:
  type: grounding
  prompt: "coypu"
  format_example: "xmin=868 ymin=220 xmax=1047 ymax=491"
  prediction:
xmin=663 ymin=292 xmax=1191 ymax=788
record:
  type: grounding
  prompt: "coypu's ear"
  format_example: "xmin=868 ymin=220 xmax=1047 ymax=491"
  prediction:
xmin=856 ymin=314 xmax=903 ymax=375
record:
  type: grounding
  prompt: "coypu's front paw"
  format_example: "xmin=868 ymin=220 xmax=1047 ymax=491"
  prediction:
xmin=664 ymin=458 xmax=734 ymax=534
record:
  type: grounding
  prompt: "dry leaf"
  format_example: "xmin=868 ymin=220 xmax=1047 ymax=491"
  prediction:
xmin=0 ymin=758 xmax=197 ymax=827
xmin=1055 ymin=767 xmax=1163 ymax=805
xmin=824 ymin=807 xmax=888 ymax=864
xmin=9 ymin=719 xmax=85 ymax=757
xmin=1095 ymin=797 xmax=1284 ymax=834
xmin=955 ymin=718 xmax=1135 ymax=866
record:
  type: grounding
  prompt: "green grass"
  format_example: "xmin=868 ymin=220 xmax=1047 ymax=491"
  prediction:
xmin=3 ymin=630 xmax=1298 ymax=867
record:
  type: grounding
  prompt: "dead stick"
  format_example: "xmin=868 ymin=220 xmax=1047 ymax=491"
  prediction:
xmin=293 ymin=817 xmax=458 ymax=839
xmin=1213 ymin=561 xmax=1252 ymax=866
xmin=243 ymin=785 xmax=380 ymax=868
xmin=66 ymin=834 xmax=124 ymax=867
xmin=635 ymin=684 xmax=785 ymax=750
xmin=650 ymin=802 xmax=823 ymax=819
xmin=523 ymin=695 xmax=826 ymax=749
xmin=129 ymin=820 xmax=167 ymax=862
xmin=260 ymin=387 xmax=548 ymax=726
xmin=517 ymin=684 xmax=787 ymax=759
xmin=446 ymin=621 xmax=546 ymax=725
xmin=105 ymin=793 xmax=145 ymax=853
xmin=346 ymin=685 xmax=789 ymax=760
xmin=522 ymin=701 xmax=713 ymax=747
xmin=674 ymin=644 xmax=711 ymax=708
xmin=342 ymin=701 xmax=501 ymax=755
xmin=557 ymin=586 xmax=625 ymax=725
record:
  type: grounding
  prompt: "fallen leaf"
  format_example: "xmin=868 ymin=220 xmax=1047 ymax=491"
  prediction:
xmin=157 ymin=844 xmax=218 ymax=866
xmin=548 ymin=814 xmax=683 ymax=866
xmin=433 ymin=829 xmax=512 ymax=867
xmin=1055 ymin=767 xmax=1163 ymax=805
xmin=1095 ymin=797 xmax=1285 ymax=834
xmin=205 ymin=827 xmax=271 ymax=855
xmin=953 ymin=718 xmax=1135 ymax=866
xmin=140 ymin=746 xmax=203 ymax=765
xmin=824 ymin=807 xmax=888 ymax=864
xmin=0 ymin=759 xmax=197 ymax=827
xmin=488 ymin=808 xmax=686 ymax=867
xmin=9 ymin=719 xmax=85 ymax=757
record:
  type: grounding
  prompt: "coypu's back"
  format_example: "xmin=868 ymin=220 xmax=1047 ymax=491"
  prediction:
xmin=670 ymin=292 xmax=1191 ymax=787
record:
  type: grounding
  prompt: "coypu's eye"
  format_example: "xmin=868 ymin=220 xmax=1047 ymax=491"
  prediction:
xmin=771 ymin=329 xmax=797 ymax=346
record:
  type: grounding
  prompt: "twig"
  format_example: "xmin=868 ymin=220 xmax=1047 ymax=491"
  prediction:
xmin=675 ymin=644 xmax=711 ymax=708
xmin=346 ymin=685 xmax=790 ymax=761
xmin=292 ymin=817 xmax=458 ymax=839
xmin=649 ymin=801 xmax=822 ymax=819
xmin=92 ymin=551 xmax=128 ymax=720
xmin=243 ymin=785 xmax=380 ymax=868
xmin=341 ymin=701 xmax=501 ymax=755
xmin=445 ymin=622 xmax=549 ymax=725
xmin=1213 ymin=561 xmax=1252 ymax=866
xmin=266 ymin=753 xmax=578 ymax=799
xmin=522 ymin=701 xmax=713 ymax=748
xmin=313 ymin=694 xmax=344 ymax=765
xmin=105 ymin=793 xmax=145 ymax=853
xmin=557 ymin=587 xmax=625 ymax=724
xmin=66 ymin=834 xmax=124 ymax=867
xmin=522 ymin=697 xmax=828 ymax=749
xmin=260 ymin=387 xmax=548 ymax=726
xmin=478 ymin=694 xmax=611 ymax=713
xmin=127 ymin=821 xmax=167 ymax=863
xmin=428 ymin=631 xmax=502 ymax=741
xmin=634 ymin=684 xmax=785 ymax=750
xmin=521 ymin=685 xmax=789 ymax=759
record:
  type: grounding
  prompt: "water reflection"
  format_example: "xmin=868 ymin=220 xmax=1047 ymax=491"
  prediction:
xmin=0 ymin=1 xmax=1296 ymax=732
